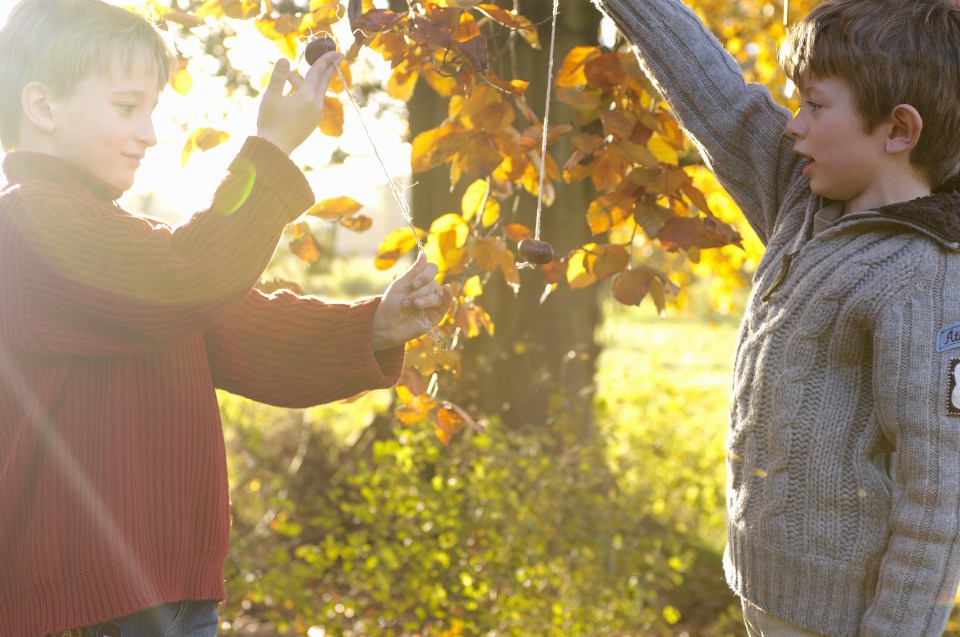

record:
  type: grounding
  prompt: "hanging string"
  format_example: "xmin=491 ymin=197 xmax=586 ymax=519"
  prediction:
xmin=335 ymin=67 xmax=425 ymax=253
xmin=334 ymin=65 xmax=447 ymax=347
xmin=533 ymin=0 xmax=560 ymax=241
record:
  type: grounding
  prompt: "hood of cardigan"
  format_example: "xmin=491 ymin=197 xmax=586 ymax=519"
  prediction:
xmin=829 ymin=191 xmax=960 ymax=252
xmin=2 ymin=151 xmax=124 ymax=202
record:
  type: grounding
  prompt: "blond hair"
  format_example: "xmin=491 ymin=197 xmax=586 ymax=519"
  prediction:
xmin=781 ymin=0 xmax=960 ymax=189
xmin=0 ymin=0 xmax=175 ymax=151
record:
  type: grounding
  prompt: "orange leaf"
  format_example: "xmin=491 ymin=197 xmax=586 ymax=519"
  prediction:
xmin=411 ymin=124 xmax=463 ymax=173
xmin=556 ymin=46 xmax=602 ymax=88
xmin=306 ymin=196 xmax=363 ymax=220
xmin=584 ymin=52 xmax=628 ymax=89
xmin=181 ymin=127 xmax=229 ymax=167
xmin=592 ymin=244 xmax=630 ymax=280
xmin=319 ymin=96 xmax=344 ymax=137
xmin=587 ymin=193 xmax=635 ymax=235
xmin=656 ymin=216 xmax=744 ymax=252
xmin=476 ymin=4 xmax=540 ymax=48
xmin=505 ymin=223 xmax=533 ymax=242
xmin=289 ymin=222 xmax=324 ymax=264
xmin=339 ymin=215 xmax=373 ymax=233
xmin=612 ymin=267 xmax=654 ymax=306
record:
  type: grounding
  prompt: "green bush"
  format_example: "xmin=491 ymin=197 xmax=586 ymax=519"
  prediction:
xmin=218 ymin=312 xmax=745 ymax=636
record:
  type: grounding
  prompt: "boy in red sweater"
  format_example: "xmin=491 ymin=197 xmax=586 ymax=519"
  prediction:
xmin=0 ymin=0 xmax=454 ymax=635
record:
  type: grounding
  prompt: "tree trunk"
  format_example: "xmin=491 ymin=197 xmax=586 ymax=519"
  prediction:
xmin=408 ymin=0 xmax=603 ymax=440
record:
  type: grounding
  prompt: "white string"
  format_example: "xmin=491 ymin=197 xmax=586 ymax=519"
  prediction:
xmin=533 ymin=0 xmax=560 ymax=241
xmin=334 ymin=66 xmax=446 ymax=347
xmin=336 ymin=67 xmax=425 ymax=253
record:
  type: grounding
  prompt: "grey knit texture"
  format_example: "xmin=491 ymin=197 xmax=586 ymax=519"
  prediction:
xmin=593 ymin=0 xmax=960 ymax=635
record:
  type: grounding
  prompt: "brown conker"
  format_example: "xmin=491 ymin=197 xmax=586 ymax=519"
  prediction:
xmin=518 ymin=238 xmax=555 ymax=265
xmin=304 ymin=36 xmax=338 ymax=66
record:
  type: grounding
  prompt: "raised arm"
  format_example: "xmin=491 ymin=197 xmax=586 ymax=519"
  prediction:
xmin=592 ymin=0 xmax=803 ymax=242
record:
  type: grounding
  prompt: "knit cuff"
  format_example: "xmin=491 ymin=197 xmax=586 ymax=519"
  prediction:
xmin=230 ymin=136 xmax=315 ymax=222
xmin=340 ymin=296 xmax=405 ymax=388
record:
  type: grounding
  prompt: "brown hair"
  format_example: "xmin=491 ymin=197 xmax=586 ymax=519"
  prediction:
xmin=781 ymin=0 xmax=960 ymax=189
xmin=0 ymin=0 xmax=175 ymax=151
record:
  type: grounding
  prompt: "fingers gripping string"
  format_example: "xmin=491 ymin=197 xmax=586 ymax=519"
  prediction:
xmin=334 ymin=66 xmax=447 ymax=348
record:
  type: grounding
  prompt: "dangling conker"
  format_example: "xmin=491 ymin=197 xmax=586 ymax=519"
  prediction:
xmin=304 ymin=36 xmax=338 ymax=66
xmin=518 ymin=238 xmax=555 ymax=265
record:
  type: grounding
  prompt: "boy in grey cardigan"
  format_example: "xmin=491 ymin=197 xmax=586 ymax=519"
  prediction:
xmin=591 ymin=0 xmax=960 ymax=635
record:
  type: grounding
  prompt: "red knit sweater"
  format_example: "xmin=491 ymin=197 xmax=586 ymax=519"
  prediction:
xmin=0 ymin=137 xmax=404 ymax=637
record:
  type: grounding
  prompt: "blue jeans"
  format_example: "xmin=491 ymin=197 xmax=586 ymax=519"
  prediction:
xmin=79 ymin=601 xmax=218 ymax=637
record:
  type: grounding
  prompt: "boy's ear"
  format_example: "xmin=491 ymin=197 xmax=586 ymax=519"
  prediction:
xmin=886 ymin=104 xmax=923 ymax=156
xmin=21 ymin=82 xmax=57 ymax=133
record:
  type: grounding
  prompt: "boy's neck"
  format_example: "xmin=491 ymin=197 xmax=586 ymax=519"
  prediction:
xmin=844 ymin=168 xmax=931 ymax=214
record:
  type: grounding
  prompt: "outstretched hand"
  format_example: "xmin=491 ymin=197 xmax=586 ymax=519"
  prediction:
xmin=372 ymin=252 xmax=454 ymax=351
xmin=256 ymin=51 xmax=343 ymax=155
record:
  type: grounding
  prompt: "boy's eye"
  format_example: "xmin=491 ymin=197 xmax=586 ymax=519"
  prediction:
xmin=117 ymin=103 xmax=136 ymax=114
xmin=805 ymin=101 xmax=822 ymax=111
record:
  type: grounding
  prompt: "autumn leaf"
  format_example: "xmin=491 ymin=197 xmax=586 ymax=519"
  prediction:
xmin=612 ymin=267 xmax=655 ymax=306
xmin=289 ymin=222 xmax=324 ymax=264
xmin=411 ymin=124 xmax=463 ymax=173
xmin=566 ymin=244 xmax=600 ymax=290
xmin=457 ymin=35 xmax=489 ymax=71
xmin=339 ymin=216 xmax=373 ymax=233
xmin=592 ymin=245 xmax=630 ymax=280
xmin=475 ymin=4 xmax=540 ymax=49
xmin=556 ymin=46 xmax=602 ymax=88
xmin=376 ymin=227 xmax=426 ymax=270
xmin=461 ymin=179 xmax=500 ymax=227
xmin=306 ymin=196 xmax=364 ymax=220
xmin=656 ymin=216 xmax=744 ymax=252
xmin=181 ymin=127 xmax=229 ymax=167
xmin=172 ymin=68 xmax=192 ymax=96
xmin=319 ymin=96 xmax=345 ymax=137
xmin=394 ymin=383 xmax=436 ymax=426
xmin=587 ymin=193 xmax=635 ymax=235
xmin=505 ymin=223 xmax=533 ymax=242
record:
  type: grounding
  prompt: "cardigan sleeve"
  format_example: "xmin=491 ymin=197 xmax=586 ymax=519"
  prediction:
xmin=862 ymin=267 xmax=960 ymax=636
xmin=204 ymin=289 xmax=405 ymax=408
xmin=6 ymin=137 xmax=314 ymax=357
xmin=591 ymin=0 xmax=802 ymax=244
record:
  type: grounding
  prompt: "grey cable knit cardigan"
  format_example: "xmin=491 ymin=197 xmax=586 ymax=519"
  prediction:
xmin=593 ymin=0 xmax=960 ymax=635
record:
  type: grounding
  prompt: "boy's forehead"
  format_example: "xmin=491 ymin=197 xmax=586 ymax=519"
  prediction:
xmin=88 ymin=52 xmax=167 ymax=87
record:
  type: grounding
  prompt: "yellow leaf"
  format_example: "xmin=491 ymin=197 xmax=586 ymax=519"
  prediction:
xmin=375 ymin=227 xmax=425 ymax=270
xmin=171 ymin=68 xmax=192 ymax=95
xmin=463 ymin=275 xmax=483 ymax=299
xmin=566 ymin=244 xmax=599 ymax=289
xmin=461 ymin=180 xmax=500 ymax=227
xmin=648 ymin=135 xmax=679 ymax=166
xmin=306 ymin=196 xmax=363 ymax=220
xmin=387 ymin=59 xmax=419 ymax=101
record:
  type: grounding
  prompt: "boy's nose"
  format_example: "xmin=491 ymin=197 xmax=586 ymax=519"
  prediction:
xmin=138 ymin=118 xmax=158 ymax=147
xmin=785 ymin=112 xmax=804 ymax=139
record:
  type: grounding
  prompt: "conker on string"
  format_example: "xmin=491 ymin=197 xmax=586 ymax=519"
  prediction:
xmin=518 ymin=238 xmax=555 ymax=265
xmin=304 ymin=36 xmax=338 ymax=66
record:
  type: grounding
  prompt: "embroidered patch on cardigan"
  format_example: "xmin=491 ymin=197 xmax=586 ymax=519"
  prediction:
xmin=937 ymin=323 xmax=960 ymax=352
xmin=948 ymin=359 xmax=960 ymax=416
